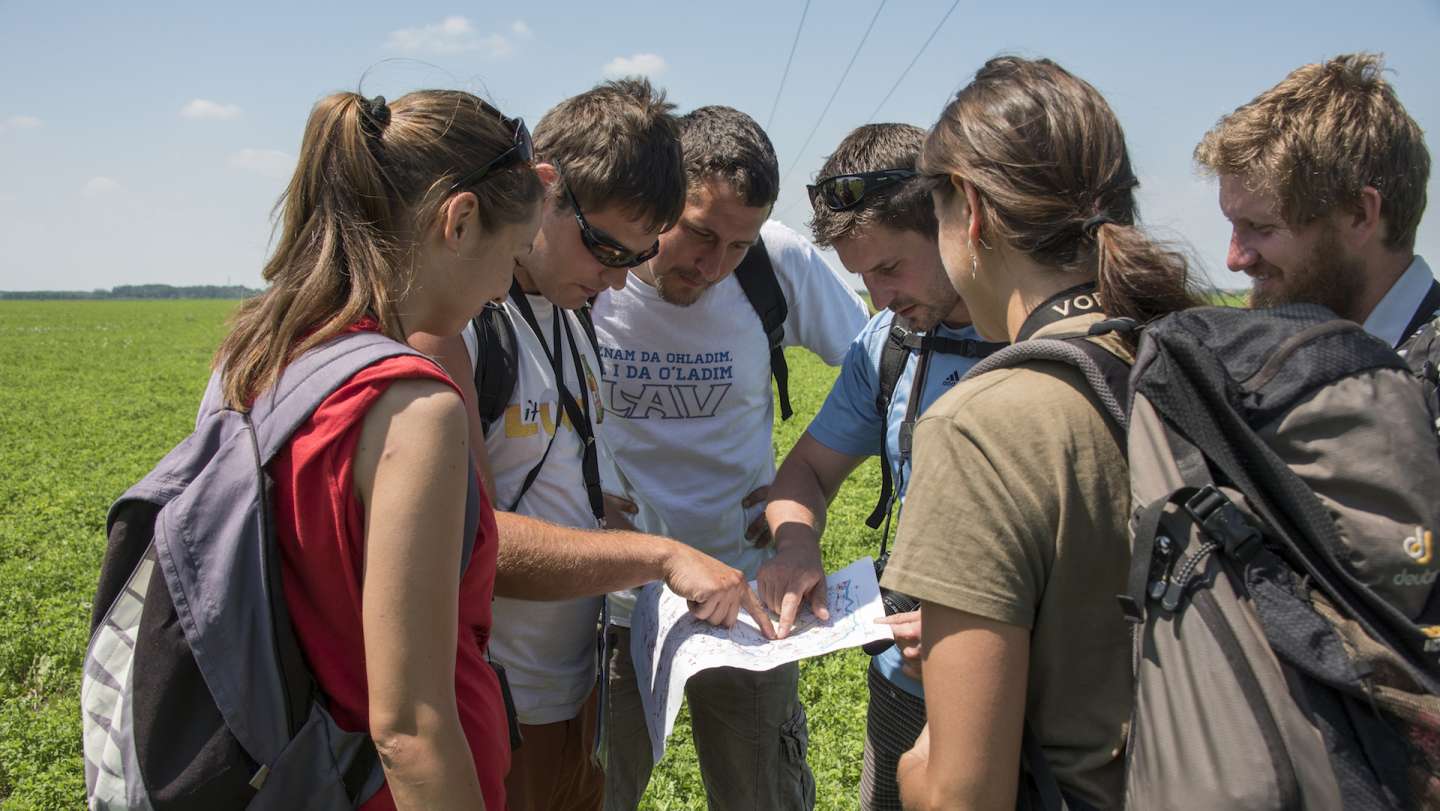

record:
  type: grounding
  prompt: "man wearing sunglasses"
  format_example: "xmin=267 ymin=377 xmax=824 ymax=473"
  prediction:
xmin=417 ymin=79 xmax=777 ymax=811
xmin=765 ymin=123 xmax=1000 ymax=811
xmin=594 ymin=106 xmax=867 ymax=811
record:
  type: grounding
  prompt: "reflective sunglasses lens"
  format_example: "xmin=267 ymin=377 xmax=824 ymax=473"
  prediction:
xmin=823 ymin=176 xmax=867 ymax=210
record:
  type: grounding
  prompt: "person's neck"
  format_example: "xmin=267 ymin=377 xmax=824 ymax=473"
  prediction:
xmin=938 ymin=299 xmax=973 ymax=330
xmin=631 ymin=260 xmax=658 ymax=289
xmin=1003 ymin=255 xmax=1093 ymax=342
xmin=1354 ymin=250 xmax=1417 ymax=324
xmin=512 ymin=263 xmax=542 ymax=296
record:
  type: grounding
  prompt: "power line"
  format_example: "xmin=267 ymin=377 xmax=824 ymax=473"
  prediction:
xmin=865 ymin=0 xmax=962 ymax=124
xmin=779 ymin=0 xmax=890 ymax=188
xmin=765 ymin=0 xmax=813 ymax=131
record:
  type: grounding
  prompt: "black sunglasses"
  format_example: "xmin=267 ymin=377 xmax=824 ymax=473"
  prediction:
xmin=558 ymin=165 xmax=660 ymax=269
xmin=807 ymin=169 xmax=919 ymax=211
xmin=443 ymin=115 xmax=533 ymax=199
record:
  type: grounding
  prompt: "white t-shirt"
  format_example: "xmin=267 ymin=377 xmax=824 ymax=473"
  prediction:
xmin=593 ymin=219 xmax=868 ymax=624
xmin=461 ymin=293 xmax=620 ymax=724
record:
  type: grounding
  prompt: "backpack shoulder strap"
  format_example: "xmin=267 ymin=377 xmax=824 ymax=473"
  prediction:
xmin=865 ymin=323 xmax=913 ymax=529
xmin=963 ymin=335 xmax=1131 ymax=432
xmin=733 ymin=237 xmax=794 ymax=420
xmin=244 ymin=331 xmax=426 ymax=463
xmin=471 ymin=302 xmax=521 ymax=432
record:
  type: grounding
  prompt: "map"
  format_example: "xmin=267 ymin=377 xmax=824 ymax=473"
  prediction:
xmin=628 ymin=557 xmax=892 ymax=764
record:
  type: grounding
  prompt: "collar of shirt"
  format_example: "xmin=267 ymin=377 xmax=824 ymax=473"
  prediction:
xmin=1363 ymin=255 xmax=1434 ymax=348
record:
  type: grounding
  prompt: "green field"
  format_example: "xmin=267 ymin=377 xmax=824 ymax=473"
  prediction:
xmin=0 ymin=299 xmax=882 ymax=809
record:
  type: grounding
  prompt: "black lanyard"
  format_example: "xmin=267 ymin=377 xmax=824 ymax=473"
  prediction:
xmin=506 ymin=280 xmax=606 ymax=526
xmin=1016 ymin=282 xmax=1102 ymax=342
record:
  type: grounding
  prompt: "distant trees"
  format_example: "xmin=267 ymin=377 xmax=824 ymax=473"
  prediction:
xmin=0 ymin=284 xmax=263 ymax=300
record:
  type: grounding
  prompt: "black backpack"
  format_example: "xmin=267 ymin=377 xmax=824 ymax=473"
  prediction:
xmin=967 ymin=305 xmax=1440 ymax=809
xmin=472 ymin=237 xmax=793 ymax=429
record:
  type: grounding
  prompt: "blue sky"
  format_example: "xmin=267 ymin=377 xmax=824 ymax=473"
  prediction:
xmin=1 ymin=0 xmax=1437 ymax=292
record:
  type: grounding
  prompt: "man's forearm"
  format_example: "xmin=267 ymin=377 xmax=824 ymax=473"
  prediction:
xmin=492 ymin=511 xmax=675 ymax=600
xmin=766 ymin=453 xmax=837 ymax=552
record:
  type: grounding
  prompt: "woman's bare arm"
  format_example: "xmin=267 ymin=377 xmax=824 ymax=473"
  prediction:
xmin=898 ymin=601 xmax=1030 ymax=811
xmin=353 ymin=378 xmax=485 ymax=810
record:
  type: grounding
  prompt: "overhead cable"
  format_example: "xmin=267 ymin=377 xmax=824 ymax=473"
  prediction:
xmin=779 ymin=0 xmax=890 ymax=188
xmin=765 ymin=0 xmax=813 ymax=131
xmin=865 ymin=0 xmax=962 ymax=123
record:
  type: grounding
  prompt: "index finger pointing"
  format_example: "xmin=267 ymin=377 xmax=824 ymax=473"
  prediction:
xmin=742 ymin=587 xmax=777 ymax=640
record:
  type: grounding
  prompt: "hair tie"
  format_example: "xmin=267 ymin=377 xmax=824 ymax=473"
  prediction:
xmin=360 ymin=95 xmax=391 ymax=139
xmin=1082 ymin=214 xmax=1116 ymax=239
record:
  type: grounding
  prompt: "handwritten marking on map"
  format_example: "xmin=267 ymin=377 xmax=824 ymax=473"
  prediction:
xmin=629 ymin=557 xmax=892 ymax=763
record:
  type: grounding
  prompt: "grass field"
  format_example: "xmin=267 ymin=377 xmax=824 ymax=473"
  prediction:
xmin=0 ymin=299 xmax=883 ymax=809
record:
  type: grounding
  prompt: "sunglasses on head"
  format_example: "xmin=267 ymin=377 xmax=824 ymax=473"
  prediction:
xmin=443 ymin=115 xmax=533 ymax=199
xmin=807 ymin=169 xmax=919 ymax=212
xmin=558 ymin=165 xmax=660 ymax=269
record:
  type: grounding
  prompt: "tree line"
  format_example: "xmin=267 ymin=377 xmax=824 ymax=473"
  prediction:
xmin=0 ymin=284 xmax=264 ymax=300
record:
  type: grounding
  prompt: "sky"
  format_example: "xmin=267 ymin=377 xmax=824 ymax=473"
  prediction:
xmin=1 ymin=0 xmax=1437 ymax=293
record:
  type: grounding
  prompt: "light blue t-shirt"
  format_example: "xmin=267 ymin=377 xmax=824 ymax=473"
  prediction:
xmin=808 ymin=310 xmax=991 ymax=698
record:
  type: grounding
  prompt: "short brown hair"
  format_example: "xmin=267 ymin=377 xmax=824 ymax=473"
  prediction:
xmin=1195 ymin=53 xmax=1429 ymax=252
xmin=809 ymin=123 xmax=936 ymax=248
xmin=922 ymin=56 xmax=1204 ymax=328
xmin=678 ymin=106 xmax=779 ymax=208
xmin=533 ymin=77 xmax=685 ymax=232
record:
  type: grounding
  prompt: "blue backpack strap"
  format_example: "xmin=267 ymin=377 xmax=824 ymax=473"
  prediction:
xmin=732 ymin=237 xmax=793 ymax=420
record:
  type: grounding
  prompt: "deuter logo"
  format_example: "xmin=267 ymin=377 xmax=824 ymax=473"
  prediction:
xmin=1403 ymin=526 xmax=1434 ymax=566
xmin=1393 ymin=570 xmax=1439 ymax=588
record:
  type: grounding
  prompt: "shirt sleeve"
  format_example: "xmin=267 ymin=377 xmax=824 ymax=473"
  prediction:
xmin=806 ymin=316 xmax=888 ymax=458
xmin=764 ymin=221 xmax=869 ymax=366
xmin=880 ymin=374 xmax=1052 ymax=629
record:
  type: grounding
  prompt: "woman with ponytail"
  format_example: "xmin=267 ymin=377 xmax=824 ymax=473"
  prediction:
xmin=881 ymin=57 xmax=1205 ymax=810
xmin=213 ymin=90 xmax=543 ymax=809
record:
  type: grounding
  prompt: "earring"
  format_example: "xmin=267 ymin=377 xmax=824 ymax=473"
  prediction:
xmin=967 ymin=243 xmax=979 ymax=282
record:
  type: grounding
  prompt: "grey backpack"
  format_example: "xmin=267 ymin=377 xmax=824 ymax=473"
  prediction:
xmin=970 ymin=304 xmax=1440 ymax=810
xmin=82 ymin=332 xmax=479 ymax=810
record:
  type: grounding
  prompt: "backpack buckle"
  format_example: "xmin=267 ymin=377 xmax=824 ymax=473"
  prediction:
xmin=1183 ymin=485 xmax=1262 ymax=563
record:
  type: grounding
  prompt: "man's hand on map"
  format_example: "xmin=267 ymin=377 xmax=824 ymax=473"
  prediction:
xmin=755 ymin=540 xmax=830 ymax=639
xmin=876 ymin=610 xmax=923 ymax=680
xmin=742 ymin=484 xmax=771 ymax=547
xmin=661 ymin=544 xmax=776 ymax=639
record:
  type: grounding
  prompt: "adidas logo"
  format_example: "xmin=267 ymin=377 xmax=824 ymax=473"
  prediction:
xmin=941 ymin=370 xmax=963 ymax=387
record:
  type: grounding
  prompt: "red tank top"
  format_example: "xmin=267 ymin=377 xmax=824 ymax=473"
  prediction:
xmin=269 ymin=327 xmax=508 ymax=810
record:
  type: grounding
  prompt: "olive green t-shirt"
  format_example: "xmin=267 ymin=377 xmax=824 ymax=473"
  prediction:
xmin=882 ymin=313 xmax=1133 ymax=809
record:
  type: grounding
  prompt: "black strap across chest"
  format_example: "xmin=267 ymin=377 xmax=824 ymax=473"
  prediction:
xmin=1016 ymin=282 xmax=1103 ymax=342
xmin=864 ymin=321 xmax=1006 ymax=556
xmin=732 ymin=237 xmax=793 ymax=420
xmin=506 ymin=280 xmax=606 ymax=526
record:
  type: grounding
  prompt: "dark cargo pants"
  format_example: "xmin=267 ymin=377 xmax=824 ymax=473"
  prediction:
xmin=603 ymin=626 xmax=815 ymax=810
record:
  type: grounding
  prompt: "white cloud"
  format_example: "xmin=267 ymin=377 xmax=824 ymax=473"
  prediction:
xmin=228 ymin=148 xmax=294 ymax=180
xmin=81 ymin=177 xmax=122 ymax=199
xmin=180 ymin=99 xmax=242 ymax=120
xmin=384 ymin=16 xmax=517 ymax=57
xmin=0 ymin=115 xmax=42 ymax=134
xmin=602 ymin=53 xmax=668 ymax=79
xmin=511 ymin=20 xmax=532 ymax=38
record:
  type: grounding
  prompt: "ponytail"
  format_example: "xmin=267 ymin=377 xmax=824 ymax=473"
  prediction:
xmin=921 ymin=56 xmax=1207 ymax=340
xmin=216 ymin=90 xmax=542 ymax=409
xmin=1093 ymin=222 xmax=1205 ymax=327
